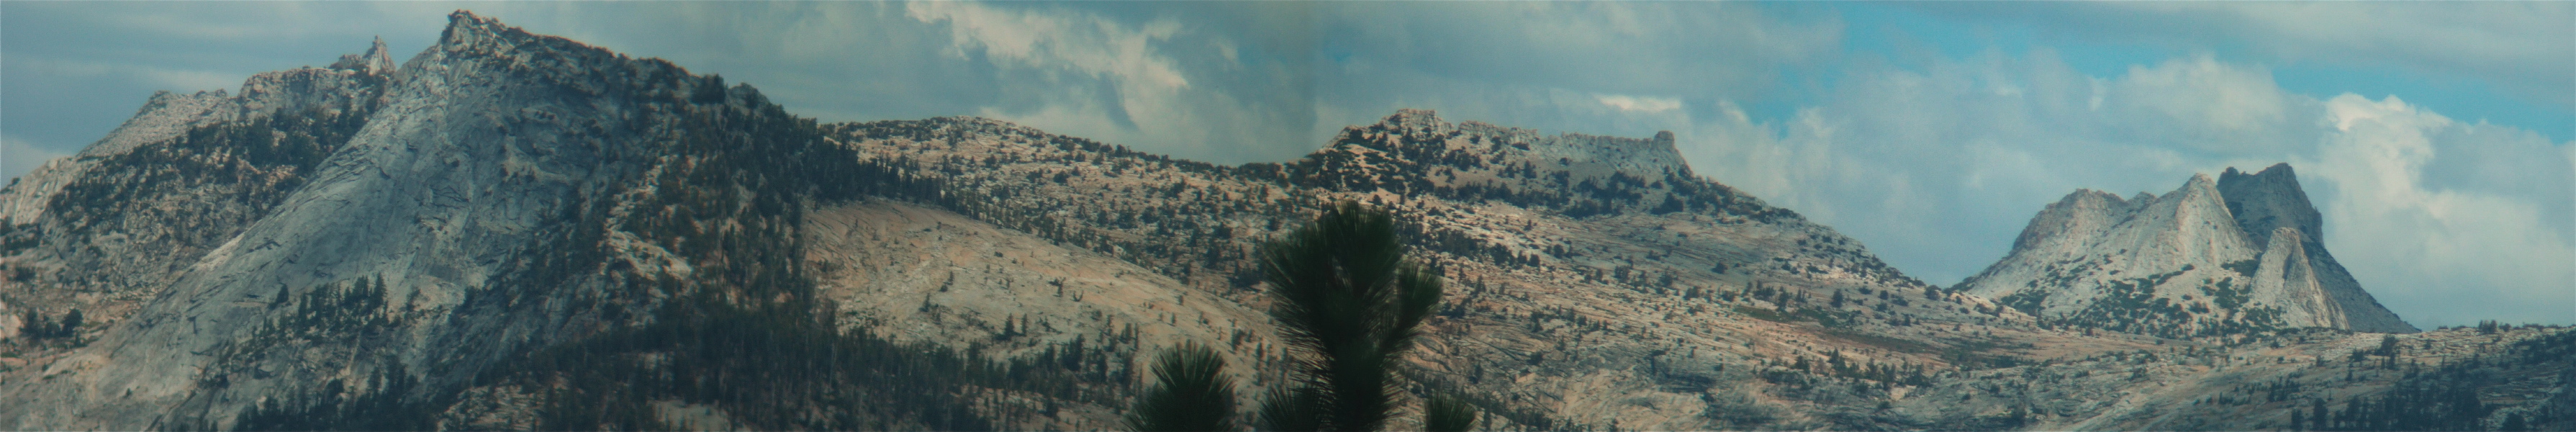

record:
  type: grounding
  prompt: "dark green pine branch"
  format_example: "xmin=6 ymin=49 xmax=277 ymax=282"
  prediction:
xmin=1128 ymin=342 xmax=1239 ymax=432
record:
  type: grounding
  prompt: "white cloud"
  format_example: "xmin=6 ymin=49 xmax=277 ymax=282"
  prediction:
xmin=2 ymin=135 xmax=70 ymax=181
xmin=2111 ymin=55 xmax=2291 ymax=144
xmin=1595 ymin=94 xmax=1682 ymax=114
xmin=924 ymin=5 xmax=1196 ymax=127
xmin=2305 ymin=95 xmax=2575 ymax=326
xmin=883 ymin=2 xmax=1314 ymax=165
xmin=908 ymin=2 xmax=1190 ymax=92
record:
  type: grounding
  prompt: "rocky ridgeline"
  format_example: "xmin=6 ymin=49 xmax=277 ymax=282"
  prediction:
xmin=0 ymin=11 xmax=795 ymax=429
xmin=0 ymin=12 xmax=2558 ymax=431
xmin=1273 ymin=109 xmax=1781 ymax=222
xmin=1958 ymin=164 xmax=2416 ymax=338
xmin=0 ymin=37 xmax=398 ymax=330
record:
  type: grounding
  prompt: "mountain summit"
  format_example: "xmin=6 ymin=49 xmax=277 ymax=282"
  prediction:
xmin=1956 ymin=163 xmax=2415 ymax=336
xmin=0 ymin=10 xmax=775 ymax=428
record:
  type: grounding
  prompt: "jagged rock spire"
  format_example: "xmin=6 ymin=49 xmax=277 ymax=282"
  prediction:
xmin=2216 ymin=163 xmax=2414 ymax=333
xmin=438 ymin=10 xmax=518 ymax=50
xmin=2217 ymin=163 xmax=2322 ymax=252
xmin=330 ymin=36 xmax=398 ymax=74
xmin=366 ymin=36 xmax=395 ymax=73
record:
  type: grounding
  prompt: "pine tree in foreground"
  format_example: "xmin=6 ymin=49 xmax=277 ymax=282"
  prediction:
xmin=1422 ymin=394 xmax=1478 ymax=432
xmin=1127 ymin=202 xmax=1477 ymax=431
xmin=1126 ymin=342 xmax=1239 ymax=432
xmin=1256 ymin=201 xmax=1455 ymax=431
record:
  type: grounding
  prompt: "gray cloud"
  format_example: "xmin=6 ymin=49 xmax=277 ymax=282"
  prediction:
xmin=2302 ymin=94 xmax=2573 ymax=327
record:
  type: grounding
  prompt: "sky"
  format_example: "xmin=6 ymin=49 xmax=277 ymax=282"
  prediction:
xmin=2 ymin=1 xmax=2568 ymax=327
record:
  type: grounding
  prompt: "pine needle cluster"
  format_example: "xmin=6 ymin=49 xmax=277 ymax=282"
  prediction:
xmin=1128 ymin=201 xmax=1475 ymax=432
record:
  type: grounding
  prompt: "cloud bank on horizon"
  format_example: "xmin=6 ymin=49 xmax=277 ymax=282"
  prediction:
xmin=1 ymin=1 xmax=2567 ymax=326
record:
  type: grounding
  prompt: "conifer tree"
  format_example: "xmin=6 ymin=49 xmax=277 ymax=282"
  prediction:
xmin=61 ymin=309 xmax=81 ymax=335
xmin=1422 ymin=394 xmax=1477 ymax=432
xmin=1256 ymin=201 xmax=1447 ymax=431
xmin=1129 ymin=202 xmax=1474 ymax=432
xmin=1127 ymin=342 xmax=1238 ymax=432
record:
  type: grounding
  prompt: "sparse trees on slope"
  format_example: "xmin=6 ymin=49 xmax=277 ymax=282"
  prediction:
xmin=17 ymin=309 xmax=83 ymax=340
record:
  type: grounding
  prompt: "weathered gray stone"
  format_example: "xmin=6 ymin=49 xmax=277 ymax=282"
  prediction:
xmin=1961 ymin=165 xmax=2415 ymax=336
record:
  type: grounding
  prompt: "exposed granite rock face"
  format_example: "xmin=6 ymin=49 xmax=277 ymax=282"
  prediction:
xmin=2010 ymin=189 xmax=2146 ymax=257
xmin=2218 ymin=164 xmax=2413 ymax=333
xmin=0 ymin=11 xmax=746 ymax=429
xmin=2217 ymin=164 xmax=2322 ymax=249
xmin=0 ymin=25 xmax=402 ymax=368
xmin=2250 ymin=228 xmax=2347 ymax=330
xmin=0 ymin=89 xmax=230 ymax=226
xmin=1959 ymin=165 xmax=2416 ymax=336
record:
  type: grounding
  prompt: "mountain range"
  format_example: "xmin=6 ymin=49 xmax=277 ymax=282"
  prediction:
xmin=0 ymin=12 xmax=2564 ymax=431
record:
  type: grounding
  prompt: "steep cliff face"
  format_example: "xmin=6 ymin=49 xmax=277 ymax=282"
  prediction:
xmin=1958 ymin=164 xmax=2415 ymax=336
xmin=2217 ymin=164 xmax=2413 ymax=333
xmin=2250 ymin=228 xmax=2348 ymax=330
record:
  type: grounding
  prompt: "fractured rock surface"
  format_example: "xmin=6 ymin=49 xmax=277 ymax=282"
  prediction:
xmin=1958 ymin=163 xmax=2415 ymax=336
